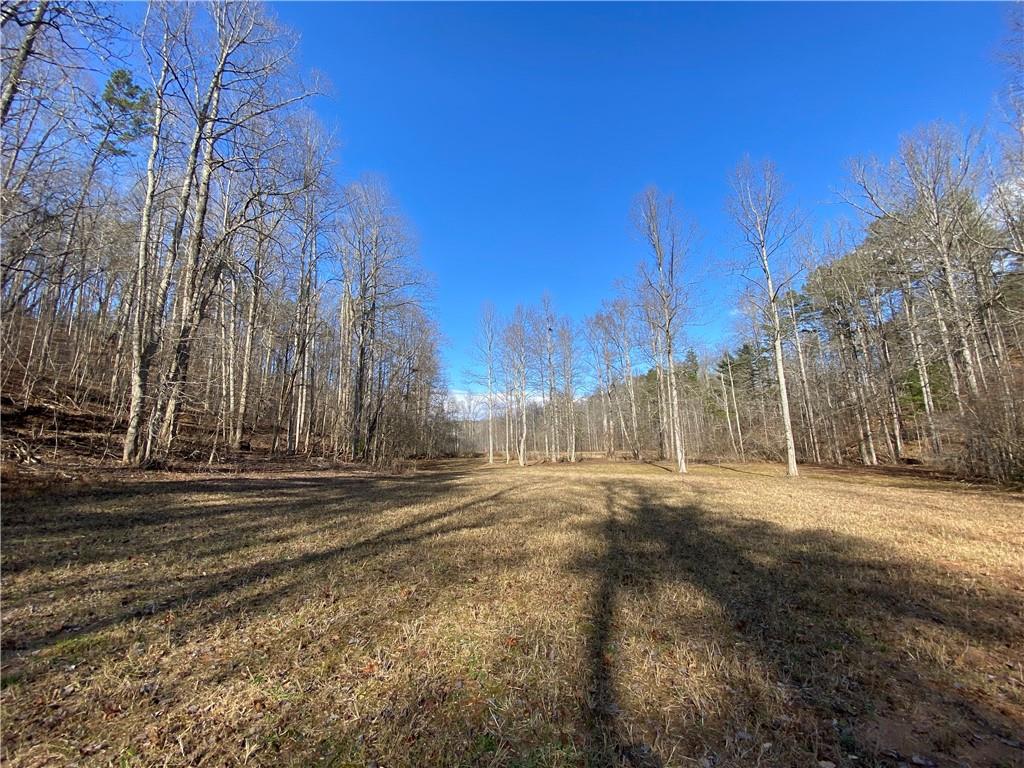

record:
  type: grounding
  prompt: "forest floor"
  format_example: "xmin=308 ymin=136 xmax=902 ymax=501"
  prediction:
xmin=2 ymin=459 xmax=1022 ymax=768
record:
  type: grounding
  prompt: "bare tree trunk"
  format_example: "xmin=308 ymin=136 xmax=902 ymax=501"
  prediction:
xmin=0 ymin=1 xmax=48 ymax=126
xmin=123 ymin=42 xmax=170 ymax=465
xmin=720 ymin=372 xmax=737 ymax=458
xmin=902 ymin=286 xmax=940 ymax=453
xmin=926 ymin=280 xmax=965 ymax=416
xmin=788 ymin=296 xmax=820 ymax=463
xmin=729 ymin=159 xmax=798 ymax=476
xmin=666 ymin=339 xmax=686 ymax=473
xmin=726 ymin=355 xmax=745 ymax=462
xmin=232 ymin=255 xmax=260 ymax=450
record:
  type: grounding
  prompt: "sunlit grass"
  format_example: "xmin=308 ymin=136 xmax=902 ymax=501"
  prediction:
xmin=2 ymin=460 xmax=1021 ymax=767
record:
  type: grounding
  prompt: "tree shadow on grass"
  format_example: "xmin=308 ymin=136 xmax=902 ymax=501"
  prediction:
xmin=2 ymin=464 xmax=567 ymax=766
xmin=582 ymin=482 xmax=665 ymax=768
xmin=578 ymin=479 xmax=1024 ymax=767
xmin=1 ymin=466 xmax=534 ymax=659
xmin=1 ymin=465 xmax=483 ymax=580
xmin=4 ymin=465 xmax=1022 ymax=767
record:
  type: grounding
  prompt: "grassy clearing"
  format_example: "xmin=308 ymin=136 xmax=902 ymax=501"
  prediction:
xmin=1 ymin=460 xmax=1022 ymax=767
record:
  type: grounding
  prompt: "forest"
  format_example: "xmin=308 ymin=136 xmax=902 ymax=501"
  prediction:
xmin=2 ymin=4 xmax=1024 ymax=768
xmin=460 ymin=142 xmax=1024 ymax=483
xmin=1 ymin=1 xmax=1022 ymax=483
xmin=2 ymin=1 xmax=450 ymax=471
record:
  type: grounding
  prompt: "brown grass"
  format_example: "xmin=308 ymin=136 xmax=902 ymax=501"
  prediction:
xmin=2 ymin=460 xmax=1022 ymax=767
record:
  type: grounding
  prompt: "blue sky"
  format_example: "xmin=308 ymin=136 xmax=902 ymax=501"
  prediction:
xmin=272 ymin=1 xmax=1009 ymax=392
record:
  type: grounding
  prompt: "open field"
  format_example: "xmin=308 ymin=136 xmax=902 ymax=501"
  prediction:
xmin=2 ymin=460 xmax=1022 ymax=768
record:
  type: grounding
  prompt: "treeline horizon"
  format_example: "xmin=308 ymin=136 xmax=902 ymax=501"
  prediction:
xmin=457 ymin=24 xmax=1023 ymax=481
xmin=2 ymin=1 xmax=1022 ymax=482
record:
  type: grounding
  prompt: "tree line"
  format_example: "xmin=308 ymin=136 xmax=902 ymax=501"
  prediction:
xmin=3 ymin=2 xmax=1021 ymax=481
xmin=1 ymin=1 xmax=452 ymax=467
xmin=462 ymin=100 xmax=1022 ymax=482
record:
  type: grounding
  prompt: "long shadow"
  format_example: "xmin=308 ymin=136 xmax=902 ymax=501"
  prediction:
xmin=707 ymin=463 xmax=781 ymax=478
xmin=579 ymin=479 xmax=1024 ymax=766
xmin=1 ymin=467 xmax=473 ymax=574
xmin=583 ymin=483 xmax=665 ymax=767
xmin=6 ymin=465 xmax=1021 ymax=765
xmin=2 ymin=466 xmax=531 ymax=660
xmin=641 ymin=461 xmax=674 ymax=474
xmin=802 ymin=463 xmax=1024 ymax=498
xmin=2 ymin=463 xmax=565 ymax=766
xmin=9 ymin=487 xmax=516 ymax=653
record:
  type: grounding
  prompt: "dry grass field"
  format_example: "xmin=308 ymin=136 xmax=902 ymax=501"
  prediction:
xmin=2 ymin=460 xmax=1022 ymax=768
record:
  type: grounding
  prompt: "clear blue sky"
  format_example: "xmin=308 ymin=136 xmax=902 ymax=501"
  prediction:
xmin=272 ymin=1 xmax=1009 ymax=392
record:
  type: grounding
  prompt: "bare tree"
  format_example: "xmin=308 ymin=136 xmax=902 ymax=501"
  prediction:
xmin=728 ymin=158 xmax=800 ymax=476
xmin=635 ymin=186 xmax=693 ymax=474
xmin=504 ymin=306 xmax=530 ymax=466
xmin=476 ymin=302 xmax=498 ymax=464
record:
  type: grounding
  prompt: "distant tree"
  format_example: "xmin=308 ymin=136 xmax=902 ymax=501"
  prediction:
xmin=476 ymin=302 xmax=498 ymax=464
xmin=504 ymin=306 xmax=530 ymax=466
